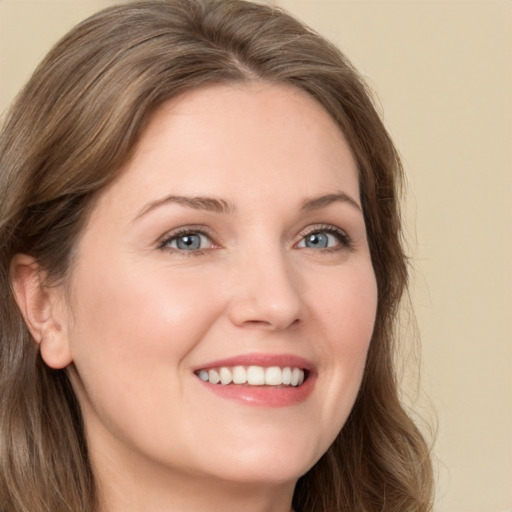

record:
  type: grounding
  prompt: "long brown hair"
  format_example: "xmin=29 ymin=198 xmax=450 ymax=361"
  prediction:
xmin=0 ymin=1 xmax=433 ymax=511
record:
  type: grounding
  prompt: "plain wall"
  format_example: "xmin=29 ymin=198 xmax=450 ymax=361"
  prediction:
xmin=1 ymin=1 xmax=511 ymax=511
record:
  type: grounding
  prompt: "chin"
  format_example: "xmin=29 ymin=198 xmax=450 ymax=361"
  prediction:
xmin=201 ymin=456 xmax=313 ymax=488
xmin=182 ymin=428 xmax=325 ymax=487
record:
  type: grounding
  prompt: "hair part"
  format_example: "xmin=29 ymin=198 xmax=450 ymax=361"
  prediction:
xmin=0 ymin=1 xmax=433 ymax=511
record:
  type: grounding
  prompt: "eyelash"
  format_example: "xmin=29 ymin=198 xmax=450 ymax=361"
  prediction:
xmin=157 ymin=226 xmax=215 ymax=256
xmin=298 ymin=224 xmax=353 ymax=252
xmin=157 ymin=224 xmax=352 ymax=255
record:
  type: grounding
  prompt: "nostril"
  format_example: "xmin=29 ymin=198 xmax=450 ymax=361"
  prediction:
xmin=240 ymin=318 xmax=301 ymax=330
xmin=244 ymin=319 xmax=274 ymax=327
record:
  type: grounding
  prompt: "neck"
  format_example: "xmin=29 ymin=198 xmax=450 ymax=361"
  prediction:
xmin=96 ymin=467 xmax=296 ymax=512
xmin=90 ymin=436 xmax=296 ymax=512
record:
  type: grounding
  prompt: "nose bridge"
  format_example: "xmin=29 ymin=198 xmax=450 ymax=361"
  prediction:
xmin=227 ymin=240 xmax=304 ymax=330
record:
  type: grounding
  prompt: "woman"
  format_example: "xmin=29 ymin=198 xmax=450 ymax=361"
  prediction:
xmin=0 ymin=1 xmax=434 ymax=511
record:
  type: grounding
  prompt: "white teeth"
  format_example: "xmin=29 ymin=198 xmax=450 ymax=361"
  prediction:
xmin=208 ymin=369 xmax=220 ymax=384
xmin=219 ymin=367 xmax=232 ymax=385
xmin=247 ymin=366 xmax=265 ymax=385
xmin=265 ymin=366 xmax=282 ymax=386
xmin=232 ymin=366 xmax=247 ymax=384
xmin=290 ymin=368 xmax=301 ymax=386
xmin=197 ymin=365 xmax=306 ymax=387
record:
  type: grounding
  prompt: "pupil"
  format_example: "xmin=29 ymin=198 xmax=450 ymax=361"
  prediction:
xmin=177 ymin=234 xmax=200 ymax=250
xmin=307 ymin=233 xmax=328 ymax=248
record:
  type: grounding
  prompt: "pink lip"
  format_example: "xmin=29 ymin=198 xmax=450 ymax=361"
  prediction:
xmin=194 ymin=353 xmax=317 ymax=408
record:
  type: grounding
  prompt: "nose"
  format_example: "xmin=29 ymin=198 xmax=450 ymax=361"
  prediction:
xmin=226 ymin=248 xmax=304 ymax=331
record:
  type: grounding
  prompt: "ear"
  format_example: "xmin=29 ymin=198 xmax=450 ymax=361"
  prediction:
xmin=10 ymin=254 xmax=73 ymax=369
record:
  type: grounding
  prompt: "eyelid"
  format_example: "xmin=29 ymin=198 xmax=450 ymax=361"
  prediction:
xmin=157 ymin=225 xmax=218 ymax=252
xmin=156 ymin=223 xmax=353 ymax=254
xmin=296 ymin=224 xmax=353 ymax=249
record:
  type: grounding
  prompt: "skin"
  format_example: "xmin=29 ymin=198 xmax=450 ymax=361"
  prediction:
xmin=12 ymin=83 xmax=377 ymax=512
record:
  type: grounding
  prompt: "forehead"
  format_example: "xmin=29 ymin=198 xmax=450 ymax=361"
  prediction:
xmin=93 ymin=82 xmax=360 ymax=219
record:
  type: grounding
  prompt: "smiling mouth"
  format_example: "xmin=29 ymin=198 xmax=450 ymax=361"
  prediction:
xmin=195 ymin=366 xmax=307 ymax=387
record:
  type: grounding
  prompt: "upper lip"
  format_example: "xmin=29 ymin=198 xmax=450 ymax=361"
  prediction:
xmin=194 ymin=353 xmax=315 ymax=372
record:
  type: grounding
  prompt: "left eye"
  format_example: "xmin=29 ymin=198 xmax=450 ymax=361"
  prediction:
xmin=164 ymin=232 xmax=211 ymax=251
xmin=297 ymin=231 xmax=343 ymax=249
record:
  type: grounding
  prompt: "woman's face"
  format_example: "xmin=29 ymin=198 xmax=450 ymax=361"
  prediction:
xmin=62 ymin=83 xmax=377 ymax=488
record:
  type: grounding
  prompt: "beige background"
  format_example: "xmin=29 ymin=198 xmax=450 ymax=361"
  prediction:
xmin=1 ymin=1 xmax=511 ymax=511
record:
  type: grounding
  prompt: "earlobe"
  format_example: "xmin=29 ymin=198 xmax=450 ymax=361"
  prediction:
xmin=9 ymin=254 xmax=73 ymax=369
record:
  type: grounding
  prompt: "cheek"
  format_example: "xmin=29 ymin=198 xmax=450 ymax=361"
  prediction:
xmin=66 ymin=260 xmax=225 ymax=402
xmin=335 ymin=266 xmax=377 ymax=376
xmin=73 ymin=259 xmax=215 ymax=339
xmin=313 ymin=261 xmax=377 ymax=352
xmin=307 ymin=262 xmax=377 ymax=436
xmin=65 ymin=259 xmax=230 ymax=460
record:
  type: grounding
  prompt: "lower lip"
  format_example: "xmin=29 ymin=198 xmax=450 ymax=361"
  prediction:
xmin=196 ymin=373 xmax=316 ymax=408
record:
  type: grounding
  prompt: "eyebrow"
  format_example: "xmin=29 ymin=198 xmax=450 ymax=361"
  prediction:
xmin=134 ymin=190 xmax=361 ymax=222
xmin=134 ymin=194 xmax=235 ymax=221
xmin=300 ymin=192 xmax=362 ymax=213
